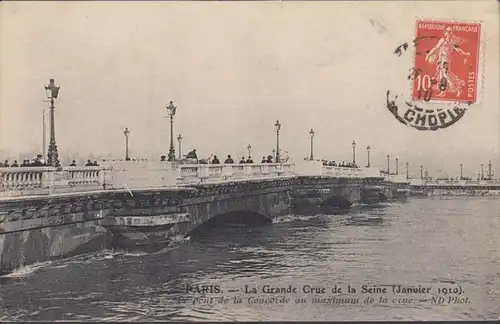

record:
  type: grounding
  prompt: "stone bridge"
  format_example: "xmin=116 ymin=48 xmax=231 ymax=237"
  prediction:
xmin=0 ymin=160 xmax=409 ymax=275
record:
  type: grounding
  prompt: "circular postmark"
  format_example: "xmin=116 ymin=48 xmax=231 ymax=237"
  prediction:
xmin=387 ymin=20 xmax=481 ymax=131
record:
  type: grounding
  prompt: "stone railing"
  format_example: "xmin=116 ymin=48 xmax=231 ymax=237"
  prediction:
xmin=0 ymin=166 xmax=109 ymax=197
xmin=295 ymin=160 xmax=383 ymax=179
xmin=0 ymin=167 xmax=48 ymax=192
xmin=100 ymin=160 xmax=179 ymax=191
xmin=1 ymin=159 xmax=414 ymax=199
xmin=322 ymin=166 xmax=364 ymax=178
xmin=410 ymin=178 xmax=500 ymax=187
xmin=177 ymin=163 xmax=295 ymax=185
xmin=385 ymin=174 xmax=410 ymax=184
xmin=66 ymin=166 xmax=104 ymax=188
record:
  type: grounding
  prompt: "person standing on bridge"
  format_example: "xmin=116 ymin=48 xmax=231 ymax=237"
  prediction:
xmin=246 ymin=156 xmax=254 ymax=163
xmin=211 ymin=155 xmax=220 ymax=164
xmin=239 ymin=157 xmax=246 ymax=164
xmin=224 ymin=155 xmax=234 ymax=164
xmin=261 ymin=157 xmax=267 ymax=163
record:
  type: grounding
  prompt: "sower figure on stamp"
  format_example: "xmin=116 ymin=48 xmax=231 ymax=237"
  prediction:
xmin=425 ymin=26 xmax=470 ymax=98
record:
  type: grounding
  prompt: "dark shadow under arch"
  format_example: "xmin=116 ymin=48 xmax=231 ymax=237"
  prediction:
xmin=321 ymin=196 xmax=352 ymax=211
xmin=186 ymin=210 xmax=272 ymax=238
xmin=378 ymin=193 xmax=388 ymax=202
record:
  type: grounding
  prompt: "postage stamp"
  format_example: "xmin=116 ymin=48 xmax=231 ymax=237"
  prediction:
xmin=411 ymin=20 xmax=481 ymax=104
xmin=387 ymin=19 xmax=483 ymax=131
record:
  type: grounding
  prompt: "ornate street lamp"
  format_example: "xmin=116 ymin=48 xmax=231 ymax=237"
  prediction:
xmin=274 ymin=120 xmax=281 ymax=163
xmin=366 ymin=145 xmax=371 ymax=167
xmin=387 ymin=154 xmax=390 ymax=174
xmin=41 ymin=108 xmax=48 ymax=164
xmin=420 ymin=165 xmax=423 ymax=180
xmin=395 ymin=157 xmax=399 ymax=175
xmin=460 ymin=163 xmax=463 ymax=180
xmin=44 ymin=78 xmax=60 ymax=167
xmin=488 ymin=160 xmax=492 ymax=179
xmin=177 ymin=134 xmax=183 ymax=159
xmin=247 ymin=144 xmax=252 ymax=157
xmin=352 ymin=140 xmax=356 ymax=165
xmin=123 ymin=128 xmax=131 ymax=161
xmin=309 ymin=129 xmax=315 ymax=160
xmin=481 ymin=164 xmax=484 ymax=180
xmin=405 ymin=162 xmax=409 ymax=179
xmin=166 ymin=101 xmax=177 ymax=161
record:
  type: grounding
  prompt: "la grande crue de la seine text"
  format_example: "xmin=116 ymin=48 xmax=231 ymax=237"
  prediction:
xmin=244 ymin=284 xmax=433 ymax=295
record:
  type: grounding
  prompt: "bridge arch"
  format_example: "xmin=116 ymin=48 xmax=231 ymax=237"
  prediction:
xmin=186 ymin=210 xmax=272 ymax=237
xmin=321 ymin=196 xmax=352 ymax=210
xmin=378 ymin=192 xmax=388 ymax=202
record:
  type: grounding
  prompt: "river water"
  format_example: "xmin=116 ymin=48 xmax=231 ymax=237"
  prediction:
xmin=1 ymin=197 xmax=499 ymax=321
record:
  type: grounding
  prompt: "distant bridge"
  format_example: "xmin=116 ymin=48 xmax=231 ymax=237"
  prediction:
xmin=409 ymin=178 xmax=500 ymax=196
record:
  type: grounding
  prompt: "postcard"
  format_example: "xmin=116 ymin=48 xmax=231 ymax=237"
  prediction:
xmin=0 ymin=0 xmax=499 ymax=322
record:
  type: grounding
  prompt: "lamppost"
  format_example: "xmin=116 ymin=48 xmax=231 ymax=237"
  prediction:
xmin=40 ymin=107 xmax=48 ymax=164
xmin=420 ymin=165 xmax=423 ymax=180
xmin=309 ymin=129 xmax=315 ymax=160
xmin=247 ymin=144 xmax=252 ymax=157
xmin=387 ymin=154 xmax=390 ymax=174
xmin=177 ymin=134 xmax=183 ymax=159
xmin=166 ymin=101 xmax=177 ymax=161
xmin=366 ymin=145 xmax=371 ymax=167
xmin=405 ymin=162 xmax=409 ymax=179
xmin=481 ymin=164 xmax=484 ymax=180
xmin=44 ymin=78 xmax=60 ymax=167
xmin=352 ymin=140 xmax=356 ymax=165
xmin=274 ymin=120 xmax=281 ymax=163
xmin=460 ymin=163 xmax=463 ymax=180
xmin=395 ymin=157 xmax=399 ymax=175
xmin=488 ymin=160 xmax=492 ymax=179
xmin=123 ymin=128 xmax=130 ymax=161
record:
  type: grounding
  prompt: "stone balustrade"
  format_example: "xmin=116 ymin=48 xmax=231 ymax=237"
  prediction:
xmin=100 ymin=160 xmax=178 ymax=190
xmin=295 ymin=160 xmax=384 ymax=179
xmin=410 ymin=178 xmax=500 ymax=186
xmin=177 ymin=163 xmax=295 ymax=185
xmin=0 ymin=162 xmax=296 ymax=197
xmin=66 ymin=166 xmax=106 ymax=188
xmin=2 ymin=158 xmax=442 ymax=199
xmin=322 ymin=165 xmax=364 ymax=178
xmin=0 ymin=166 xmax=109 ymax=197
xmin=385 ymin=174 xmax=410 ymax=184
xmin=0 ymin=167 xmax=48 ymax=193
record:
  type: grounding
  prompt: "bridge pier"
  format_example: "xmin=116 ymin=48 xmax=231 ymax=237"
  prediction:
xmin=0 ymin=193 xmax=111 ymax=275
xmin=291 ymin=176 xmax=362 ymax=214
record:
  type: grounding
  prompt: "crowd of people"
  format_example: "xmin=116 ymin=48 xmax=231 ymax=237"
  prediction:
xmin=179 ymin=149 xmax=282 ymax=165
xmin=0 ymin=154 xmax=102 ymax=168
xmin=209 ymin=154 xmax=281 ymax=164
xmin=0 ymin=154 xmax=46 ymax=167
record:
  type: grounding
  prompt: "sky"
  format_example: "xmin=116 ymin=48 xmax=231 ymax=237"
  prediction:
xmin=0 ymin=0 xmax=499 ymax=178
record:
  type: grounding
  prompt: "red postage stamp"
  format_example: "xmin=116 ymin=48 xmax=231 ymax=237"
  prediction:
xmin=412 ymin=20 xmax=481 ymax=103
